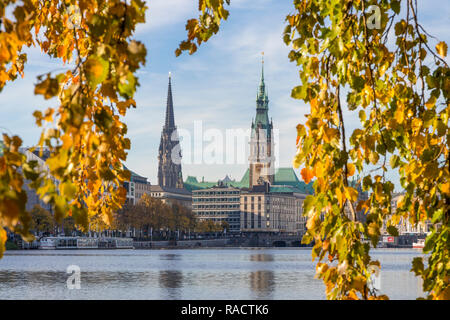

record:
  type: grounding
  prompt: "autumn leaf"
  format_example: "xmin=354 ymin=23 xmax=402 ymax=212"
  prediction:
xmin=85 ymin=55 xmax=109 ymax=87
xmin=436 ymin=41 xmax=448 ymax=57
xmin=301 ymin=167 xmax=314 ymax=184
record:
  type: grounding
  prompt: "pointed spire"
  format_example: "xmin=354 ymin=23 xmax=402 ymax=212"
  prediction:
xmin=165 ymin=72 xmax=175 ymax=128
xmin=261 ymin=52 xmax=264 ymax=82
xmin=259 ymin=52 xmax=265 ymax=94
xmin=257 ymin=52 xmax=267 ymax=103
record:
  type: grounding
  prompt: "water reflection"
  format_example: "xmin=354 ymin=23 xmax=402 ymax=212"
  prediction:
xmin=159 ymin=270 xmax=183 ymax=299
xmin=250 ymin=271 xmax=275 ymax=299
xmin=248 ymin=253 xmax=275 ymax=299
xmin=0 ymin=249 xmax=423 ymax=299
xmin=250 ymin=254 xmax=274 ymax=262
xmin=159 ymin=254 xmax=182 ymax=261
xmin=0 ymin=270 xmax=66 ymax=287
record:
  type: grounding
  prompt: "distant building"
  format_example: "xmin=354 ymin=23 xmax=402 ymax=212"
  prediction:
xmin=157 ymin=72 xmax=184 ymax=189
xmin=149 ymin=185 xmax=192 ymax=209
xmin=249 ymin=56 xmax=275 ymax=188
xmin=240 ymin=182 xmax=307 ymax=235
xmin=149 ymin=73 xmax=192 ymax=208
xmin=192 ymin=182 xmax=241 ymax=232
xmin=186 ymin=59 xmax=310 ymax=233
xmin=343 ymin=177 xmax=369 ymax=222
xmin=123 ymin=166 xmax=151 ymax=205
xmin=20 ymin=147 xmax=55 ymax=212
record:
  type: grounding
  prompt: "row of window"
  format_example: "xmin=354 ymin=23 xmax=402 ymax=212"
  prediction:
xmin=193 ymin=197 xmax=240 ymax=202
xmin=194 ymin=204 xmax=239 ymax=209
xmin=194 ymin=191 xmax=240 ymax=196
xmin=195 ymin=211 xmax=241 ymax=216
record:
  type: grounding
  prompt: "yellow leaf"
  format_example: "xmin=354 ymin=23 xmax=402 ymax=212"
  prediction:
xmin=347 ymin=163 xmax=355 ymax=177
xmin=323 ymin=127 xmax=339 ymax=143
xmin=344 ymin=187 xmax=358 ymax=202
xmin=310 ymin=98 xmax=318 ymax=112
xmin=346 ymin=290 xmax=359 ymax=300
xmin=336 ymin=188 xmax=344 ymax=207
xmin=425 ymin=96 xmax=436 ymax=109
xmin=394 ymin=104 xmax=404 ymax=124
xmin=441 ymin=182 xmax=450 ymax=195
xmin=61 ymin=134 xmax=73 ymax=149
xmin=436 ymin=41 xmax=448 ymax=57
xmin=314 ymin=161 xmax=324 ymax=177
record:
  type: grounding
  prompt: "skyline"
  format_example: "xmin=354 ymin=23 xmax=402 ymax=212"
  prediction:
xmin=0 ymin=0 xmax=448 ymax=190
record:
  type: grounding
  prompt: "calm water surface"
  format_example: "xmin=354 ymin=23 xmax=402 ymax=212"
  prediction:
xmin=0 ymin=248 xmax=424 ymax=299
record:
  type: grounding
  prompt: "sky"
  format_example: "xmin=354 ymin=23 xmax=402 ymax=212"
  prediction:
xmin=0 ymin=0 xmax=449 ymax=190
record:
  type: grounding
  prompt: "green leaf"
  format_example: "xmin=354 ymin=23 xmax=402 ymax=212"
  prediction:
xmin=391 ymin=1 xmax=401 ymax=14
xmin=390 ymin=155 xmax=400 ymax=169
xmin=387 ymin=225 xmax=399 ymax=237
xmin=85 ymin=55 xmax=109 ymax=87
xmin=303 ymin=195 xmax=316 ymax=216
xmin=118 ymin=72 xmax=137 ymax=99
xmin=411 ymin=257 xmax=424 ymax=275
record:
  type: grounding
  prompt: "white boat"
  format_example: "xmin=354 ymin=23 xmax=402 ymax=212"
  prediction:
xmin=39 ymin=237 xmax=57 ymax=250
xmin=412 ymin=239 xmax=425 ymax=249
xmin=115 ymin=238 xmax=134 ymax=249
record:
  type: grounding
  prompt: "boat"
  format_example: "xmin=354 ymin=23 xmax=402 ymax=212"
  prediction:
xmin=38 ymin=236 xmax=133 ymax=249
xmin=38 ymin=237 xmax=57 ymax=250
xmin=412 ymin=239 xmax=425 ymax=249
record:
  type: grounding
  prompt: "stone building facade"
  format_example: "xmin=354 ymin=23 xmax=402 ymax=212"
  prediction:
xmin=192 ymin=183 xmax=241 ymax=232
xmin=240 ymin=183 xmax=306 ymax=235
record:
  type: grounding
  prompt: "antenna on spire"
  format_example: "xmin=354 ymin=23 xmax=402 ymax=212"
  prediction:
xmin=261 ymin=51 xmax=264 ymax=64
xmin=168 ymin=71 xmax=172 ymax=79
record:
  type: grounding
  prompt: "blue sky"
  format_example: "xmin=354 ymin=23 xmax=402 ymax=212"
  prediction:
xmin=0 ymin=0 xmax=449 ymax=190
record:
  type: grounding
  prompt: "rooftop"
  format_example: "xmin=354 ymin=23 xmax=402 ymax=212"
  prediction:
xmin=184 ymin=167 xmax=313 ymax=194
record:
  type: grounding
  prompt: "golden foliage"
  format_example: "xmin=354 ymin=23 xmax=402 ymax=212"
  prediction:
xmin=0 ymin=0 xmax=147 ymax=256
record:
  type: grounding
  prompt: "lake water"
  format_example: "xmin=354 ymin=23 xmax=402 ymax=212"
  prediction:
xmin=0 ymin=248 xmax=424 ymax=300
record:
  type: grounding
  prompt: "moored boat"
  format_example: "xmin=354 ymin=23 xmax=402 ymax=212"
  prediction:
xmin=412 ymin=239 xmax=425 ymax=249
xmin=38 ymin=237 xmax=133 ymax=249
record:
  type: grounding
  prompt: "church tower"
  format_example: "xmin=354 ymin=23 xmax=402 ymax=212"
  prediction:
xmin=157 ymin=73 xmax=184 ymax=189
xmin=249 ymin=55 xmax=275 ymax=188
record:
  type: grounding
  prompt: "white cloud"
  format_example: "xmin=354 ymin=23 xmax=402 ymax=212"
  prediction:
xmin=136 ymin=0 xmax=197 ymax=33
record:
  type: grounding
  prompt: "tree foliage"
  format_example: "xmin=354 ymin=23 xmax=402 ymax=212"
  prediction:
xmin=179 ymin=0 xmax=449 ymax=300
xmin=114 ymin=194 xmax=198 ymax=238
xmin=285 ymin=0 xmax=449 ymax=300
xmin=175 ymin=0 xmax=230 ymax=56
xmin=30 ymin=204 xmax=54 ymax=234
xmin=0 ymin=0 xmax=147 ymax=257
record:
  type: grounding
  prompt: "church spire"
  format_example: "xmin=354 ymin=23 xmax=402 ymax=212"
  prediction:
xmin=165 ymin=72 xmax=175 ymax=129
xmin=258 ymin=52 xmax=266 ymax=101
xmin=158 ymin=72 xmax=184 ymax=189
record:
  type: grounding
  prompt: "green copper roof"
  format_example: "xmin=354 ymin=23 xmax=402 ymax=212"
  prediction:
xmin=239 ymin=169 xmax=249 ymax=186
xmin=270 ymin=185 xmax=305 ymax=194
xmin=273 ymin=167 xmax=314 ymax=194
xmin=184 ymin=167 xmax=314 ymax=194
xmin=251 ymin=58 xmax=271 ymax=138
